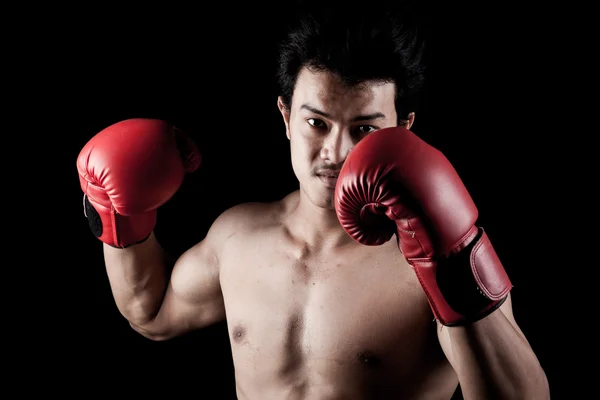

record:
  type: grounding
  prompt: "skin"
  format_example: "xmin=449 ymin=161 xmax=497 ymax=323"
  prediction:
xmin=103 ymin=67 xmax=549 ymax=399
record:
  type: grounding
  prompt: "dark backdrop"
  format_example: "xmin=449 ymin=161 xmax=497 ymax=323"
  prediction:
xmin=56 ymin=3 xmax=578 ymax=399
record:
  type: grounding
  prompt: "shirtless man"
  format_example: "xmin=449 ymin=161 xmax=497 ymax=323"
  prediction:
xmin=78 ymin=6 xmax=550 ymax=399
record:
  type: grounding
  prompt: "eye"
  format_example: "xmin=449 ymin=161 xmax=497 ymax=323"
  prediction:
xmin=356 ymin=125 xmax=377 ymax=134
xmin=307 ymin=118 xmax=326 ymax=128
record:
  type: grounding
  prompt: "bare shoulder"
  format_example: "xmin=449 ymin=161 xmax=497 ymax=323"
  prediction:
xmin=206 ymin=192 xmax=295 ymax=243
xmin=169 ymin=195 xmax=291 ymax=287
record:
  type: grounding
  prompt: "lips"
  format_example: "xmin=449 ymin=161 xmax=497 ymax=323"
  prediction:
xmin=318 ymin=172 xmax=339 ymax=178
xmin=316 ymin=170 xmax=340 ymax=178
xmin=317 ymin=172 xmax=339 ymax=189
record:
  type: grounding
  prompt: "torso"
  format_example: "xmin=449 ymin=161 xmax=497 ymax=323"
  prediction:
xmin=219 ymin=193 xmax=458 ymax=399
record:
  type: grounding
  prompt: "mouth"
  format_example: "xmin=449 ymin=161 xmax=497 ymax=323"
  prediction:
xmin=315 ymin=168 xmax=340 ymax=178
xmin=316 ymin=172 xmax=339 ymax=188
xmin=317 ymin=172 xmax=339 ymax=178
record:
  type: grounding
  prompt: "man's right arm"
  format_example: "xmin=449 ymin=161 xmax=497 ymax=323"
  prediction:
xmin=103 ymin=205 xmax=240 ymax=341
xmin=78 ymin=118 xmax=222 ymax=340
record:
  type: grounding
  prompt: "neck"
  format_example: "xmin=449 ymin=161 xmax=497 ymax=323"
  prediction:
xmin=286 ymin=189 xmax=355 ymax=251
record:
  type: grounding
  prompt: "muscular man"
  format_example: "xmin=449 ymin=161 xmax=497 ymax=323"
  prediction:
xmin=78 ymin=6 xmax=549 ymax=399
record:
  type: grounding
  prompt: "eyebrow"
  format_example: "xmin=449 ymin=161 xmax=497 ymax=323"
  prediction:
xmin=300 ymin=104 xmax=385 ymax=122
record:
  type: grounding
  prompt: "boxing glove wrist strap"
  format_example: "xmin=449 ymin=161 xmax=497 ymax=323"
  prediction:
xmin=84 ymin=195 xmax=156 ymax=248
xmin=409 ymin=227 xmax=513 ymax=326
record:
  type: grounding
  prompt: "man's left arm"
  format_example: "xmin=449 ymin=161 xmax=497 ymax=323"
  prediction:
xmin=437 ymin=293 xmax=549 ymax=399
xmin=334 ymin=126 xmax=550 ymax=400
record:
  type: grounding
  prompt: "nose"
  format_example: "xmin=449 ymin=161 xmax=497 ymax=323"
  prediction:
xmin=320 ymin=128 xmax=354 ymax=165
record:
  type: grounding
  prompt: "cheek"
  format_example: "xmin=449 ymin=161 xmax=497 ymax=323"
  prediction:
xmin=289 ymin=133 xmax=322 ymax=178
xmin=291 ymin=125 xmax=322 ymax=160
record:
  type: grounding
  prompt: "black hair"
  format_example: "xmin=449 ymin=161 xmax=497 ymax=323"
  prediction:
xmin=276 ymin=3 xmax=427 ymax=123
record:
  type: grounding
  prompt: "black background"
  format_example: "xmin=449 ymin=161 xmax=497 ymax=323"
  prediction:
xmin=46 ymin=2 xmax=585 ymax=399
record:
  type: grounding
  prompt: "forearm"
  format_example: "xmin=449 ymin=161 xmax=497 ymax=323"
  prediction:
xmin=103 ymin=232 xmax=171 ymax=325
xmin=447 ymin=309 xmax=549 ymax=400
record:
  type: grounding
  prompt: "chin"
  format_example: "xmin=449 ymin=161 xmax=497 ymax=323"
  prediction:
xmin=323 ymin=202 xmax=336 ymax=211
xmin=297 ymin=175 xmax=338 ymax=209
xmin=307 ymin=186 xmax=336 ymax=210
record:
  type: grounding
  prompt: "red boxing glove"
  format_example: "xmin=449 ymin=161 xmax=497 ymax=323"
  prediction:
xmin=77 ymin=118 xmax=201 ymax=248
xmin=334 ymin=127 xmax=512 ymax=326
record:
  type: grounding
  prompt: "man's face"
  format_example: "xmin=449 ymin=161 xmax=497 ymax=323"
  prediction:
xmin=278 ymin=67 xmax=399 ymax=210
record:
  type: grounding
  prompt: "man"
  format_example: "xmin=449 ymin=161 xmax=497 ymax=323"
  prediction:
xmin=78 ymin=5 xmax=549 ymax=399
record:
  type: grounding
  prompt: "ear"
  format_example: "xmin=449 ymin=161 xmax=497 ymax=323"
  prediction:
xmin=402 ymin=112 xmax=416 ymax=130
xmin=277 ymin=96 xmax=291 ymax=140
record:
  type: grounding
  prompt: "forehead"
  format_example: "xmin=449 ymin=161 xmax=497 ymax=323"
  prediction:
xmin=292 ymin=67 xmax=396 ymax=111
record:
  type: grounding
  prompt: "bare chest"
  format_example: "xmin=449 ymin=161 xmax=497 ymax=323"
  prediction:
xmin=219 ymin=235 xmax=447 ymax=392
